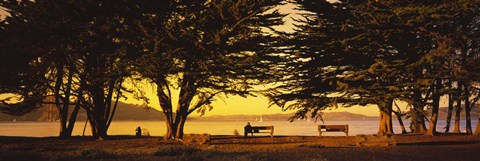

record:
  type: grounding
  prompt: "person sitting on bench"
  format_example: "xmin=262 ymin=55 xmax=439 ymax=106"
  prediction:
xmin=244 ymin=122 xmax=252 ymax=138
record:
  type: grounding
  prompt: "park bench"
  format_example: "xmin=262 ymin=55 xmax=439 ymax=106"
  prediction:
xmin=246 ymin=126 xmax=274 ymax=138
xmin=318 ymin=124 xmax=348 ymax=137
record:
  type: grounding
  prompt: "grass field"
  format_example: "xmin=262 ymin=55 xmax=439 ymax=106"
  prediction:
xmin=1 ymin=134 xmax=479 ymax=161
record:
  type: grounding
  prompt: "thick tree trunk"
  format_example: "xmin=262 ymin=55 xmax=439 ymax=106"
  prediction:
xmin=58 ymin=109 xmax=69 ymax=138
xmin=176 ymin=114 xmax=188 ymax=139
xmin=162 ymin=111 xmax=175 ymax=140
xmin=59 ymin=103 xmax=80 ymax=138
xmin=426 ymin=80 xmax=441 ymax=136
xmin=159 ymin=73 xmax=197 ymax=140
xmin=91 ymin=87 xmax=108 ymax=140
xmin=378 ymin=110 xmax=385 ymax=134
xmin=84 ymin=79 xmax=120 ymax=140
xmin=410 ymin=90 xmax=427 ymax=134
xmin=377 ymin=99 xmax=394 ymax=136
xmin=162 ymin=118 xmax=177 ymax=140
xmin=157 ymin=84 xmax=179 ymax=140
xmin=97 ymin=125 xmax=108 ymax=140
xmin=453 ymin=99 xmax=462 ymax=133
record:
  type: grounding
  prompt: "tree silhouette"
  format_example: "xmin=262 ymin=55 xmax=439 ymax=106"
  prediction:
xmin=269 ymin=0 xmax=480 ymax=136
xmin=0 ymin=0 xmax=138 ymax=139
xmin=132 ymin=0 xmax=285 ymax=140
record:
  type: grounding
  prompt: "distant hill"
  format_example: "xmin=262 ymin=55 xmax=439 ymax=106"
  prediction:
xmin=437 ymin=106 xmax=480 ymax=119
xmin=0 ymin=102 xmax=164 ymax=122
xmin=3 ymin=103 xmax=478 ymax=122
xmin=191 ymin=112 xmax=378 ymax=122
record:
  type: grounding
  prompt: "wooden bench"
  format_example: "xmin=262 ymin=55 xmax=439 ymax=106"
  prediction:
xmin=318 ymin=125 xmax=348 ymax=136
xmin=245 ymin=126 xmax=274 ymax=138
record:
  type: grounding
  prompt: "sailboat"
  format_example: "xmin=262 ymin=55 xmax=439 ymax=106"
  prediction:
xmin=258 ymin=116 xmax=263 ymax=122
xmin=13 ymin=118 xmax=16 ymax=122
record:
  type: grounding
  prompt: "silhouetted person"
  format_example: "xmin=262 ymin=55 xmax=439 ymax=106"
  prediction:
xmin=244 ymin=122 xmax=252 ymax=138
xmin=135 ymin=126 xmax=142 ymax=138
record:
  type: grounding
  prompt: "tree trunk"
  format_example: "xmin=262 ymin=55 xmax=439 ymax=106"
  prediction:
xmin=157 ymin=84 xmax=178 ymax=140
xmin=464 ymin=84 xmax=472 ymax=134
xmin=56 ymin=66 xmax=80 ymax=139
xmin=83 ymin=78 xmax=121 ymax=140
xmin=378 ymin=109 xmax=385 ymax=135
xmin=86 ymin=110 xmax=97 ymax=137
xmin=410 ymin=90 xmax=427 ymax=134
xmin=65 ymin=102 xmax=80 ymax=136
xmin=445 ymin=85 xmax=454 ymax=132
xmin=97 ymin=125 xmax=108 ymax=140
xmin=59 ymin=102 xmax=80 ymax=138
xmin=377 ymin=99 xmax=394 ymax=136
xmin=460 ymin=46 xmax=472 ymax=134
xmin=453 ymin=98 xmax=462 ymax=133
xmin=163 ymin=112 xmax=176 ymax=140
xmin=474 ymin=117 xmax=480 ymax=136
xmin=91 ymin=86 xmax=108 ymax=140
xmin=426 ymin=80 xmax=441 ymax=136
xmin=176 ymin=114 xmax=188 ymax=139
xmin=158 ymin=74 xmax=197 ymax=140
xmin=394 ymin=111 xmax=407 ymax=134
xmin=444 ymin=80 xmax=454 ymax=132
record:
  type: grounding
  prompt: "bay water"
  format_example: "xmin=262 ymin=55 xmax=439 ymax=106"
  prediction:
xmin=0 ymin=119 xmax=477 ymax=137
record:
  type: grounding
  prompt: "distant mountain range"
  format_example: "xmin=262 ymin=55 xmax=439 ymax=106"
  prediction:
xmin=0 ymin=102 xmax=164 ymax=122
xmin=190 ymin=112 xmax=378 ymax=122
xmin=1 ymin=102 xmax=478 ymax=122
xmin=437 ymin=107 xmax=480 ymax=119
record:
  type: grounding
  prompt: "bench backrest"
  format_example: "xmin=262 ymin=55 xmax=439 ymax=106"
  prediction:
xmin=251 ymin=126 xmax=274 ymax=130
xmin=318 ymin=125 xmax=348 ymax=130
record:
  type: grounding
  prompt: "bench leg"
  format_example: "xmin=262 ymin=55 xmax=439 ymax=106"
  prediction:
xmin=319 ymin=131 xmax=322 ymax=137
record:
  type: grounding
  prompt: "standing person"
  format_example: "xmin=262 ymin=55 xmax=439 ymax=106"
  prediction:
xmin=244 ymin=122 xmax=252 ymax=138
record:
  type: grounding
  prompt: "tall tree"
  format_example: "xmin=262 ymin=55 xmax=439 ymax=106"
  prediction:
xmin=0 ymin=0 xmax=83 ymax=138
xmin=269 ymin=0 xmax=480 ymax=137
xmin=447 ymin=0 xmax=480 ymax=134
xmin=266 ymin=0 xmax=365 ymax=133
xmin=133 ymin=0 xmax=285 ymax=140
xmin=73 ymin=0 xmax=140 ymax=139
xmin=0 ymin=0 xmax=139 ymax=139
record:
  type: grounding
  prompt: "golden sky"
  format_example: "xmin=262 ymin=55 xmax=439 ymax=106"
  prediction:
xmin=120 ymin=80 xmax=381 ymax=117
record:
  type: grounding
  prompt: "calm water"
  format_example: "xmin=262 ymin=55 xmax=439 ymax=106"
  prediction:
xmin=0 ymin=119 xmax=477 ymax=137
